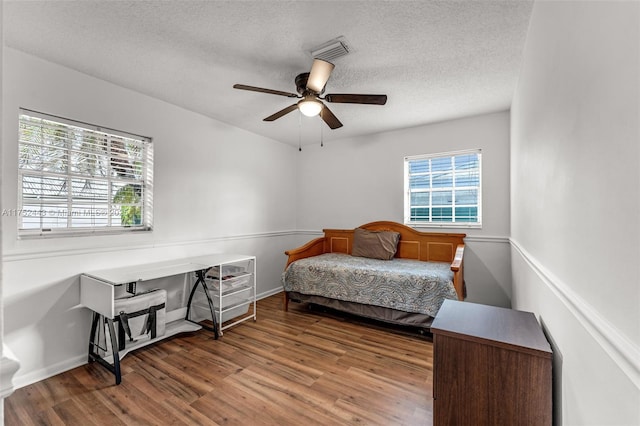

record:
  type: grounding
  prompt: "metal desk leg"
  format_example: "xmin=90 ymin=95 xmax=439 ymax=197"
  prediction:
xmin=185 ymin=270 xmax=220 ymax=339
xmin=88 ymin=311 xmax=100 ymax=363
xmin=87 ymin=312 xmax=122 ymax=385
xmin=106 ymin=318 xmax=122 ymax=385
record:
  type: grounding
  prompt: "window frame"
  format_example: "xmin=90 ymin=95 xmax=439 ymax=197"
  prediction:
xmin=17 ymin=108 xmax=154 ymax=238
xmin=403 ymin=149 xmax=482 ymax=228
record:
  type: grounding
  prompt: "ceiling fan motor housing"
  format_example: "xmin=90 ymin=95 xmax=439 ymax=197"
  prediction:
xmin=295 ymin=73 xmax=311 ymax=95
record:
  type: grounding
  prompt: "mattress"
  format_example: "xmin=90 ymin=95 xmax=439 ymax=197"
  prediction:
xmin=282 ymin=253 xmax=458 ymax=317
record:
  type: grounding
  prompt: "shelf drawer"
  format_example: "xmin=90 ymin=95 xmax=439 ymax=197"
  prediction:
xmin=204 ymin=276 xmax=252 ymax=295
xmin=81 ymin=275 xmax=116 ymax=318
xmin=193 ymin=279 xmax=253 ymax=323
xmin=192 ymin=300 xmax=250 ymax=323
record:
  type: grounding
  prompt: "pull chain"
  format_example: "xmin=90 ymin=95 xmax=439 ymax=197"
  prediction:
xmin=298 ymin=110 xmax=302 ymax=152
xmin=320 ymin=114 xmax=324 ymax=147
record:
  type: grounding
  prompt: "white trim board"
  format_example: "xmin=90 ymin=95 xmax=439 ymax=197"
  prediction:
xmin=464 ymin=235 xmax=510 ymax=244
xmin=3 ymin=230 xmax=299 ymax=263
xmin=510 ymin=238 xmax=640 ymax=390
xmin=289 ymin=230 xmax=510 ymax=244
xmin=3 ymin=229 xmax=509 ymax=263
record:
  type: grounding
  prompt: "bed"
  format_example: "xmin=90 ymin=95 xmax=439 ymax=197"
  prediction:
xmin=282 ymin=221 xmax=466 ymax=328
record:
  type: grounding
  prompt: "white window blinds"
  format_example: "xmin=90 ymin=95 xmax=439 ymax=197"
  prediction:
xmin=17 ymin=109 xmax=153 ymax=237
xmin=404 ymin=150 xmax=481 ymax=227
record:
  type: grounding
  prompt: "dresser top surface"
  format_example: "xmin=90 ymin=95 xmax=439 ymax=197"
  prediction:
xmin=431 ymin=300 xmax=552 ymax=356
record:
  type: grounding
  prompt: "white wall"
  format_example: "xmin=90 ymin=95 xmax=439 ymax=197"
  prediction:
xmin=296 ymin=111 xmax=512 ymax=307
xmin=0 ymin=1 xmax=6 ymax=420
xmin=1 ymin=48 xmax=513 ymax=390
xmin=2 ymin=48 xmax=299 ymax=387
xmin=510 ymin=1 xmax=640 ymax=425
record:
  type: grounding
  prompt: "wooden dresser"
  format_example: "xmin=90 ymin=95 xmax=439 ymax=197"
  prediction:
xmin=431 ymin=300 xmax=552 ymax=425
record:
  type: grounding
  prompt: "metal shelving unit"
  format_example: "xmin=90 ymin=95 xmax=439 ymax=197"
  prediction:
xmin=191 ymin=257 xmax=256 ymax=336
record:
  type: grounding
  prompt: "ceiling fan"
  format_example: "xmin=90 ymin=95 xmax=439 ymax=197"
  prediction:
xmin=233 ymin=59 xmax=387 ymax=129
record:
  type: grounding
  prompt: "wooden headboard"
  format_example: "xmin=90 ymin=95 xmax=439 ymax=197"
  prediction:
xmin=284 ymin=221 xmax=466 ymax=300
xmin=323 ymin=221 xmax=465 ymax=263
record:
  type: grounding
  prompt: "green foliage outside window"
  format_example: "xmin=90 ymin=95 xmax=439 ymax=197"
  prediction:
xmin=112 ymin=184 xmax=142 ymax=226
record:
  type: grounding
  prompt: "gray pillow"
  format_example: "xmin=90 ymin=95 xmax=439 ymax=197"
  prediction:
xmin=351 ymin=228 xmax=401 ymax=260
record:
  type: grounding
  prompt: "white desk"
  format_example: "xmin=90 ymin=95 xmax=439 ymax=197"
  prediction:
xmin=81 ymin=253 xmax=257 ymax=384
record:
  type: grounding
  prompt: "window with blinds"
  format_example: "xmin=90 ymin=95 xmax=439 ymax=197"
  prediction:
xmin=404 ymin=150 xmax=481 ymax=227
xmin=17 ymin=109 xmax=153 ymax=237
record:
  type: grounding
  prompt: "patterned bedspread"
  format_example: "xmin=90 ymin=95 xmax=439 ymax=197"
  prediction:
xmin=282 ymin=253 xmax=458 ymax=317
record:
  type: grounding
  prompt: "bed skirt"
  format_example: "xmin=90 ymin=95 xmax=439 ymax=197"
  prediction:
xmin=286 ymin=291 xmax=434 ymax=329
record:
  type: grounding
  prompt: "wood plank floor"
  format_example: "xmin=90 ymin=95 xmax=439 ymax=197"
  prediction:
xmin=4 ymin=293 xmax=435 ymax=425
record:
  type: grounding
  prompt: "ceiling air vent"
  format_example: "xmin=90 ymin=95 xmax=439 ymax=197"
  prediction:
xmin=310 ymin=38 xmax=350 ymax=62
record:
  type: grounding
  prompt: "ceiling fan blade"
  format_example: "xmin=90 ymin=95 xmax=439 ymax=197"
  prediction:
xmin=263 ymin=104 xmax=299 ymax=121
xmin=306 ymin=59 xmax=335 ymax=93
xmin=319 ymin=105 xmax=343 ymax=129
xmin=324 ymin=94 xmax=388 ymax=105
xmin=233 ymin=84 xmax=299 ymax=98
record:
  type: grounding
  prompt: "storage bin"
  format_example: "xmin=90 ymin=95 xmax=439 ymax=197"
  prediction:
xmin=105 ymin=289 xmax=167 ymax=352
xmin=191 ymin=274 xmax=252 ymax=323
xmin=205 ymin=266 xmax=250 ymax=286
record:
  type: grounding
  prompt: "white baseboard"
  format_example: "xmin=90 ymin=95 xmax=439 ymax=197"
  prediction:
xmin=11 ymin=354 xmax=87 ymax=390
xmin=1 ymin=344 xmax=21 ymax=398
xmin=257 ymin=287 xmax=283 ymax=300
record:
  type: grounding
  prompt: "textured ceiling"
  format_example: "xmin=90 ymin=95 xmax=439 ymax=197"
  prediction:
xmin=4 ymin=1 xmax=534 ymax=147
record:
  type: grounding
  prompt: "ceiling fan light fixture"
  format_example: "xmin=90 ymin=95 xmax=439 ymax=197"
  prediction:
xmin=298 ymin=98 xmax=323 ymax=117
xmin=306 ymin=59 xmax=335 ymax=93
